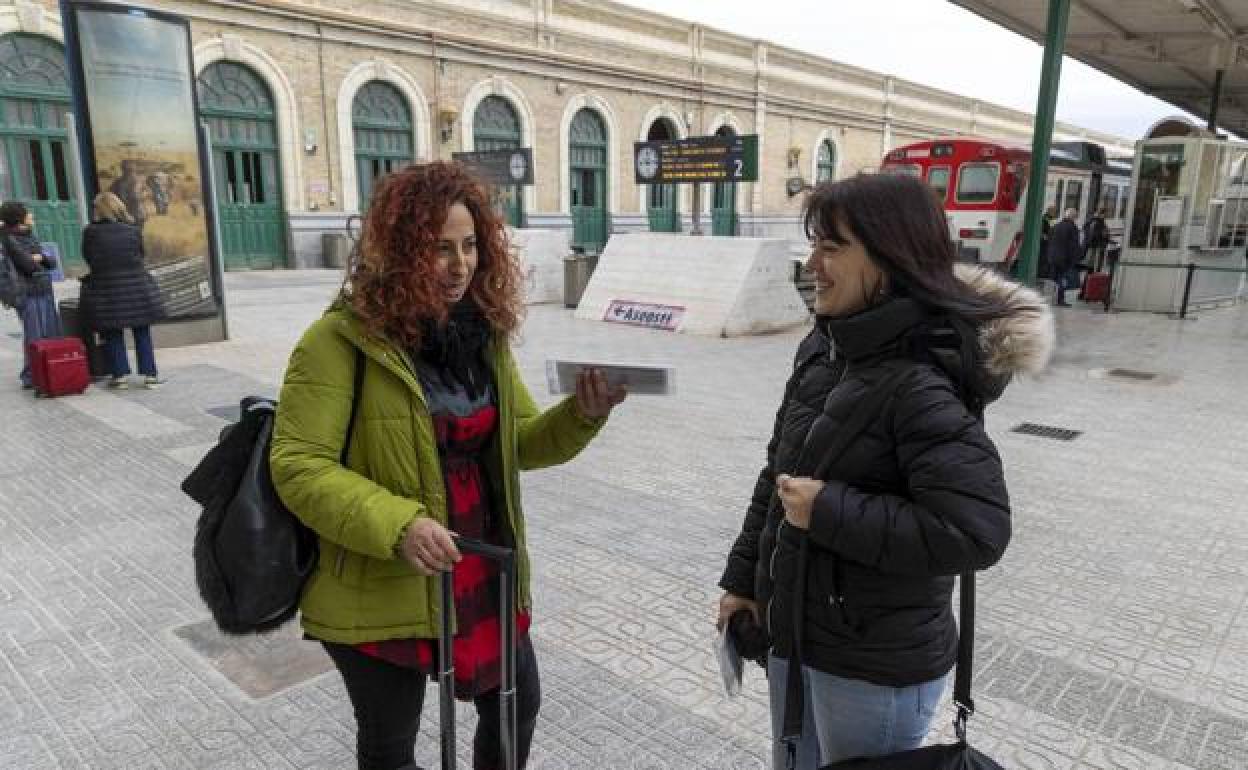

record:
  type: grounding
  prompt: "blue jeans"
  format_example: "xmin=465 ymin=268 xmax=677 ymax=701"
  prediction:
xmin=768 ymin=655 xmax=948 ymax=768
xmin=101 ymin=326 xmax=157 ymax=377
xmin=16 ymin=293 xmax=63 ymax=386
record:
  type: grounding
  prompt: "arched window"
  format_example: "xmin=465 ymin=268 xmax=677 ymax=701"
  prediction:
xmin=816 ymin=139 xmax=837 ymax=183
xmin=473 ymin=95 xmax=524 ymax=226
xmin=569 ymin=108 xmax=608 ymax=253
xmin=712 ymin=124 xmax=738 ymax=236
xmin=353 ymin=81 xmax=412 ymax=208
xmin=645 ymin=117 xmax=680 ymax=233
xmin=0 ymin=34 xmax=83 ymax=265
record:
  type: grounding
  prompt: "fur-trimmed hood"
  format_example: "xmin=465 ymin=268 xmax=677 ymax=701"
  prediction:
xmin=954 ymin=263 xmax=1055 ymax=379
xmin=820 ymin=264 xmax=1055 ymax=408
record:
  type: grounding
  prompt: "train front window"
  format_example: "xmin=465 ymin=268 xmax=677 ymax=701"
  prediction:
xmin=884 ymin=163 xmax=922 ymax=178
xmin=956 ymin=163 xmax=999 ymax=204
xmin=927 ymin=166 xmax=950 ymax=202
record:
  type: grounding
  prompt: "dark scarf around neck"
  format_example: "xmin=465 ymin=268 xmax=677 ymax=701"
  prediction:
xmin=416 ymin=300 xmax=493 ymax=399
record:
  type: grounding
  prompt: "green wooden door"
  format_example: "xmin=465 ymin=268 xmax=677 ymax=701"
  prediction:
xmin=354 ymin=81 xmax=412 ymax=209
xmin=473 ymin=95 xmax=524 ymax=227
xmin=569 ymin=108 xmax=608 ymax=254
xmin=0 ymin=34 xmax=83 ymax=268
xmin=198 ymin=61 xmax=286 ymax=270
xmin=645 ymin=118 xmax=679 ymax=232
xmin=711 ymin=126 xmax=738 ymax=236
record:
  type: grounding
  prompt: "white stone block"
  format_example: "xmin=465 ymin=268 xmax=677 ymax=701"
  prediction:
xmin=509 ymin=228 xmax=569 ymax=305
xmin=574 ymin=233 xmax=810 ymax=337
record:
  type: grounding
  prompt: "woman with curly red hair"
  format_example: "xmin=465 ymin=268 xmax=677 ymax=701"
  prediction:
xmin=271 ymin=161 xmax=626 ymax=770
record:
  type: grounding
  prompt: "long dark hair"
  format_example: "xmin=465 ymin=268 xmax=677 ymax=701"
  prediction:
xmin=802 ymin=173 xmax=1014 ymax=324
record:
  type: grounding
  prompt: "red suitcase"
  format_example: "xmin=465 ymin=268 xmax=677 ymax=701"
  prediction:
xmin=28 ymin=337 xmax=90 ymax=397
xmin=1081 ymin=272 xmax=1111 ymax=302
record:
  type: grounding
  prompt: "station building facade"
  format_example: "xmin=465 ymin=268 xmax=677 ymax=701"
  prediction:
xmin=1 ymin=0 xmax=1133 ymax=270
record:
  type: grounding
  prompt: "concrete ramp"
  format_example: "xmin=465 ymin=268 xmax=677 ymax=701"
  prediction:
xmin=510 ymin=228 xmax=569 ymax=305
xmin=574 ymin=233 xmax=809 ymax=336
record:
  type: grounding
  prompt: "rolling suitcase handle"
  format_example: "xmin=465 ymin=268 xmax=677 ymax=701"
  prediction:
xmin=439 ymin=536 xmax=518 ymax=770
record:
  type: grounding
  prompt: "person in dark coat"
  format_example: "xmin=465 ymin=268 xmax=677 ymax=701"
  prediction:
xmin=1083 ymin=207 xmax=1111 ymax=272
xmin=716 ymin=173 xmax=1055 ymax=767
xmin=1 ymin=201 xmax=62 ymax=390
xmin=1047 ymin=207 xmax=1082 ymax=306
xmin=80 ymin=192 xmax=166 ymax=389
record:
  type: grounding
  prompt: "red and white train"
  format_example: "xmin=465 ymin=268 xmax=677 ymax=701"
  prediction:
xmin=880 ymin=138 xmax=1132 ymax=266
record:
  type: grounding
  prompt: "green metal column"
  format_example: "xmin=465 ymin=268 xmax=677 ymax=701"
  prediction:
xmin=1017 ymin=0 xmax=1071 ymax=287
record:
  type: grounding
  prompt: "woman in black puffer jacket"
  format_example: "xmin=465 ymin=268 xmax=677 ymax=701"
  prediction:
xmin=716 ymin=173 xmax=1054 ymax=767
xmin=80 ymin=192 xmax=165 ymax=389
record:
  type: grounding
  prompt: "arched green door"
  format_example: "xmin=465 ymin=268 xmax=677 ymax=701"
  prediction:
xmin=0 ymin=34 xmax=82 ymax=268
xmin=646 ymin=118 xmax=679 ymax=232
xmin=197 ymin=61 xmax=286 ymax=270
xmin=354 ymin=81 xmax=412 ymax=209
xmin=816 ymin=139 xmax=837 ymax=184
xmin=473 ymin=95 xmax=524 ymax=227
xmin=711 ymin=125 xmax=738 ymax=236
xmin=569 ymin=108 xmax=607 ymax=254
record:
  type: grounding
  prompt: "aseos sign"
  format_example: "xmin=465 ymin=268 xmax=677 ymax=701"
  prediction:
xmin=604 ymin=300 xmax=685 ymax=331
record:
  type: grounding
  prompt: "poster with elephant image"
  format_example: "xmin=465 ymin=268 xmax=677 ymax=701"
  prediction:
xmin=65 ymin=2 xmax=219 ymax=319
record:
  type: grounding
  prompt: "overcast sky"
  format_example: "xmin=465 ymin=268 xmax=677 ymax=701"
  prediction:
xmin=616 ymin=0 xmax=1196 ymax=140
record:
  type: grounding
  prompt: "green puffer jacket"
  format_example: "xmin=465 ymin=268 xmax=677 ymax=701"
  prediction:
xmin=270 ymin=306 xmax=605 ymax=644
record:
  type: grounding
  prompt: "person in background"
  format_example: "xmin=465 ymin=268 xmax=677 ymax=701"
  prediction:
xmin=270 ymin=161 xmax=626 ymax=770
xmin=1047 ymin=207 xmax=1082 ymax=307
xmin=79 ymin=192 xmax=166 ymax=389
xmin=1082 ymin=207 xmax=1110 ymax=273
xmin=1 ymin=201 xmax=61 ymax=390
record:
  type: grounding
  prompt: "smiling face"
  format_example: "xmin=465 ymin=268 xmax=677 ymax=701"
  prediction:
xmin=806 ymin=215 xmax=887 ymax=317
xmin=435 ymin=202 xmax=478 ymax=303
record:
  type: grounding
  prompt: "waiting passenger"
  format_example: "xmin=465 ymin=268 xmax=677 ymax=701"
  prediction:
xmin=1 ymin=201 xmax=61 ymax=390
xmin=80 ymin=192 xmax=167 ymax=389
xmin=716 ymin=172 xmax=1053 ymax=767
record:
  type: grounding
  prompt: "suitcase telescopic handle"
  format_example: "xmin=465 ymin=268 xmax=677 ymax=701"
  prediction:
xmin=451 ymin=536 xmax=514 ymax=566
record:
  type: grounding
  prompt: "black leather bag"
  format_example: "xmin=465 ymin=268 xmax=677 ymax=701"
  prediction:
xmin=818 ymin=575 xmax=1002 ymax=770
xmin=776 ymin=363 xmax=1005 ymax=770
xmin=183 ymin=350 xmax=365 ymax=634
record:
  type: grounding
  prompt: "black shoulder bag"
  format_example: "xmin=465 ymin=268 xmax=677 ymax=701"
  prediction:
xmin=184 ymin=348 xmax=367 ymax=634
xmin=781 ymin=362 xmax=1003 ymax=770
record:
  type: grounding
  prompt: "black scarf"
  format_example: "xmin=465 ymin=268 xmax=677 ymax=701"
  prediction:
xmin=414 ymin=300 xmax=493 ymax=400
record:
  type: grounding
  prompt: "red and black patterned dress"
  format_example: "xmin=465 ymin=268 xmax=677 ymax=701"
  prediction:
xmin=356 ymin=355 xmax=531 ymax=699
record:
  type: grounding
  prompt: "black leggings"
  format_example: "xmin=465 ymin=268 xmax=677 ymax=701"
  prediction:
xmin=322 ymin=637 xmax=541 ymax=770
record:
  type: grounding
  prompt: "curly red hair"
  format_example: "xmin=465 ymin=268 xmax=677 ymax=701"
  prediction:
xmin=344 ymin=161 xmax=523 ymax=348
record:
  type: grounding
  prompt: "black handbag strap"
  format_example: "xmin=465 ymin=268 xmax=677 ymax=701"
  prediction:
xmin=341 ymin=348 xmax=366 ymax=466
xmin=953 ymin=571 xmax=975 ymax=739
xmin=781 ymin=361 xmax=915 ymax=765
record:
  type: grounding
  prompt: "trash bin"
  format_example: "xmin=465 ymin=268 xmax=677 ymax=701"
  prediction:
xmin=563 ymin=249 xmax=593 ymax=308
xmin=322 ymin=232 xmax=351 ymax=269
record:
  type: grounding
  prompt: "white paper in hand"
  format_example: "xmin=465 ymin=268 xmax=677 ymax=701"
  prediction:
xmin=545 ymin=359 xmax=673 ymax=396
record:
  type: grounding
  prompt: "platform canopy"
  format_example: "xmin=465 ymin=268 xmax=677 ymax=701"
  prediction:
xmin=949 ymin=0 xmax=1248 ymax=139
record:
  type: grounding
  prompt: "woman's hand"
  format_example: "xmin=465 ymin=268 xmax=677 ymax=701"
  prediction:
xmin=716 ymin=592 xmax=760 ymax=632
xmin=776 ymin=474 xmax=825 ymax=530
xmin=397 ymin=518 xmax=462 ymax=575
xmin=574 ymin=368 xmax=627 ymax=420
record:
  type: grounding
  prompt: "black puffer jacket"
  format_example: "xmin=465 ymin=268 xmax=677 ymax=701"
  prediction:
xmin=1 ymin=226 xmax=55 ymax=297
xmin=719 ymin=266 xmax=1054 ymax=687
xmin=80 ymin=220 xmax=165 ymax=331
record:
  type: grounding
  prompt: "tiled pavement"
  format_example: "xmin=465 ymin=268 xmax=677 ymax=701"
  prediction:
xmin=2 ymin=270 xmax=1247 ymax=769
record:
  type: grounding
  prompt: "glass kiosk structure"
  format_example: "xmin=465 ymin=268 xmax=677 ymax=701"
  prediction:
xmin=1116 ymin=123 xmax=1248 ymax=313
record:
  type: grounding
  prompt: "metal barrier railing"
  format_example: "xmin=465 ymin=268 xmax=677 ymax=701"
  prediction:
xmin=1107 ymin=260 xmax=1248 ymax=319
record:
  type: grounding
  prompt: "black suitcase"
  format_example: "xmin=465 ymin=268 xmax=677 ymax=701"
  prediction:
xmin=434 ymin=537 xmax=519 ymax=770
xmin=57 ymin=298 xmax=109 ymax=378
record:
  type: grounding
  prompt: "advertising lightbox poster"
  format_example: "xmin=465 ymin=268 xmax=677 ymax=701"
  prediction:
xmin=66 ymin=3 xmax=219 ymax=318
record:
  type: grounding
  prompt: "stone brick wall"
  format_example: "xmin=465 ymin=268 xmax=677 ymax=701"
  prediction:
xmin=14 ymin=0 xmax=1133 ymax=267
